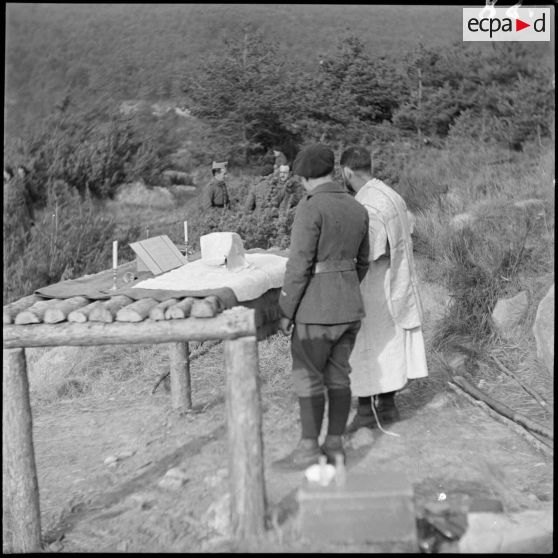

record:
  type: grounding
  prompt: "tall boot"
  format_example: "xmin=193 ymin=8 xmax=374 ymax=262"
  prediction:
xmin=376 ymin=390 xmax=400 ymax=424
xmin=299 ymin=394 xmax=326 ymax=439
xmin=345 ymin=395 xmax=376 ymax=433
xmin=272 ymin=394 xmax=325 ymax=471
xmin=322 ymin=388 xmax=351 ymax=464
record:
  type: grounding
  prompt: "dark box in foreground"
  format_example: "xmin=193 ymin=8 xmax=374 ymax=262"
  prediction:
xmin=297 ymin=470 xmax=417 ymax=545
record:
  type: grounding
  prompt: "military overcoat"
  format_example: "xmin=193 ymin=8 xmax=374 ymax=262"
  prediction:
xmin=202 ymin=179 xmax=230 ymax=209
xmin=279 ymin=181 xmax=370 ymax=324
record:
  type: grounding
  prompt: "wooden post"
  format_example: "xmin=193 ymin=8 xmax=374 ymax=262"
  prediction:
xmin=224 ymin=336 xmax=266 ymax=540
xmin=2 ymin=348 xmax=42 ymax=552
xmin=169 ymin=342 xmax=192 ymax=410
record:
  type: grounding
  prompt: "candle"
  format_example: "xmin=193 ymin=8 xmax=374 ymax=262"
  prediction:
xmin=112 ymin=240 xmax=118 ymax=269
xmin=184 ymin=221 xmax=188 ymax=244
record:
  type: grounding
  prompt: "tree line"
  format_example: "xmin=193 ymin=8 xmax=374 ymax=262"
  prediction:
xmin=4 ymin=27 xmax=554 ymax=204
xmin=184 ymin=32 xmax=554 ymax=167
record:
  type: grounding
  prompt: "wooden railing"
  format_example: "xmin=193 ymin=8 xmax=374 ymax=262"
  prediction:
xmin=3 ymin=297 xmax=268 ymax=551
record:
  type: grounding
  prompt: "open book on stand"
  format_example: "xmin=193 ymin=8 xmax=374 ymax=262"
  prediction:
xmin=130 ymin=235 xmax=187 ymax=276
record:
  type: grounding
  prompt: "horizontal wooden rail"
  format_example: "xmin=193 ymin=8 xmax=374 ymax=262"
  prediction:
xmin=3 ymin=307 xmax=256 ymax=349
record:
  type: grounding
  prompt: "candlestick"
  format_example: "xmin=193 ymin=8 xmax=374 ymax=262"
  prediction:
xmin=111 ymin=268 xmax=118 ymax=290
xmin=112 ymin=240 xmax=118 ymax=269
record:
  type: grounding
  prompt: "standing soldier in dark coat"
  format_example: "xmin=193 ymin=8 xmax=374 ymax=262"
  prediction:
xmin=277 ymin=164 xmax=304 ymax=213
xmin=244 ymin=164 xmax=302 ymax=213
xmin=202 ymin=161 xmax=230 ymax=210
xmin=273 ymin=144 xmax=370 ymax=470
xmin=3 ymin=165 xmax=34 ymax=236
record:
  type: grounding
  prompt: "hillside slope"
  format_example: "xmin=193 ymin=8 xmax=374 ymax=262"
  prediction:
xmin=5 ymin=4 xmax=553 ymax=135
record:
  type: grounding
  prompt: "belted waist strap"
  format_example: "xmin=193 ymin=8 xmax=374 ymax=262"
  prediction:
xmin=312 ymin=259 xmax=356 ymax=274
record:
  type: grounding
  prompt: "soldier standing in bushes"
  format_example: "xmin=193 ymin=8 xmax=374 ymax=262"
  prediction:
xmin=202 ymin=160 xmax=230 ymax=210
xmin=3 ymin=164 xmax=35 ymax=236
xmin=277 ymin=164 xmax=304 ymax=213
xmin=273 ymin=144 xmax=370 ymax=470
xmin=339 ymin=146 xmax=428 ymax=433
xmin=244 ymin=164 xmax=302 ymax=213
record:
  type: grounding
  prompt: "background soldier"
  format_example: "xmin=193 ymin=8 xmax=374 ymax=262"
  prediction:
xmin=3 ymin=164 xmax=35 ymax=235
xmin=245 ymin=164 xmax=302 ymax=213
xmin=202 ymin=160 xmax=230 ymax=210
xmin=277 ymin=164 xmax=304 ymax=213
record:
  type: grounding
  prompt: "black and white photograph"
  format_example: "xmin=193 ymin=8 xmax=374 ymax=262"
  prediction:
xmin=3 ymin=2 xmax=554 ymax=553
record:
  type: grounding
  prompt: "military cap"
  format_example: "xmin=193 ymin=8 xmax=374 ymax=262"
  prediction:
xmin=279 ymin=164 xmax=290 ymax=172
xmin=292 ymin=143 xmax=334 ymax=179
xmin=211 ymin=161 xmax=228 ymax=171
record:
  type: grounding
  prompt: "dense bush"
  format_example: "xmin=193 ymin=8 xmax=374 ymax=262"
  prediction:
xmin=180 ymin=174 xmax=294 ymax=252
xmin=4 ymin=104 xmax=170 ymax=208
xmin=3 ymin=180 xmax=139 ymax=304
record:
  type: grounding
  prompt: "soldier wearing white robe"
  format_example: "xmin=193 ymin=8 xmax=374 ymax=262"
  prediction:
xmin=339 ymin=146 xmax=428 ymax=432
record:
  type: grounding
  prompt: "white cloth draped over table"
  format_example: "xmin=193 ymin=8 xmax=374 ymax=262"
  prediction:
xmin=132 ymin=253 xmax=287 ymax=302
xmin=349 ymin=179 xmax=428 ymax=397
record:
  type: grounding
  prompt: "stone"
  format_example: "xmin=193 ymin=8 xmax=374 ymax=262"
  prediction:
xmin=103 ymin=455 xmax=118 ymax=466
xmin=47 ymin=541 xmax=64 ymax=552
xmin=158 ymin=467 xmax=189 ymax=490
xmin=491 ymin=291 xmax=529 ymax=338
xmin=128 ymin=492 xmax=156 ymax=510
xmin=458 ymin=508 xmax=553 ymax=553
xmin=202 ymin=493 xmax=231 ymax=537
xmin=533 ymin=284 xmax=554 ymax=375
xmin=423 ymin=393 xmax=451 ymax=412
xmin=116 ymin=449 xmax=136 ymax=460
xmin=204 ymin=468 xmax=228 ymax=488
xmin=348 ymin=427 xmax=375 ymax=449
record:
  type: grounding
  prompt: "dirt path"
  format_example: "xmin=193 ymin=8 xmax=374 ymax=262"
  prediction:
xmin=29 ymin=343 xmax=552 ymax=553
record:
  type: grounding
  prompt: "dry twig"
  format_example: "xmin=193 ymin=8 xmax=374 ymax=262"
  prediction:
xmin=447 ymin=381 xmax=553 ymax=458
xmin=490 ymin=354 xmax=549 ymax=411
xmin=451 ymin=375 xmax=553 ymax=440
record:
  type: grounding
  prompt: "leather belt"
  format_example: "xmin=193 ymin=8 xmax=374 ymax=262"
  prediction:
xmin=312 ymin=259 xmax=356 ymax=274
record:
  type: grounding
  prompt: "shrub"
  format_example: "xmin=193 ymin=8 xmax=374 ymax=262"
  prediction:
xmin=5 ymin=104 xmax=169 ymax=208
xmin=3 ymin=180 xmax=139 ymax=304
xmin=428 ymin=184 xmax=553 ymax=349
xmin=181 ymin=173 xmax=295 ymax=252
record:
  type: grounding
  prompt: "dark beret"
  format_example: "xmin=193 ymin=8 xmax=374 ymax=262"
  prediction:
xmin=293 ymin=143 xmax=334 ymax=179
